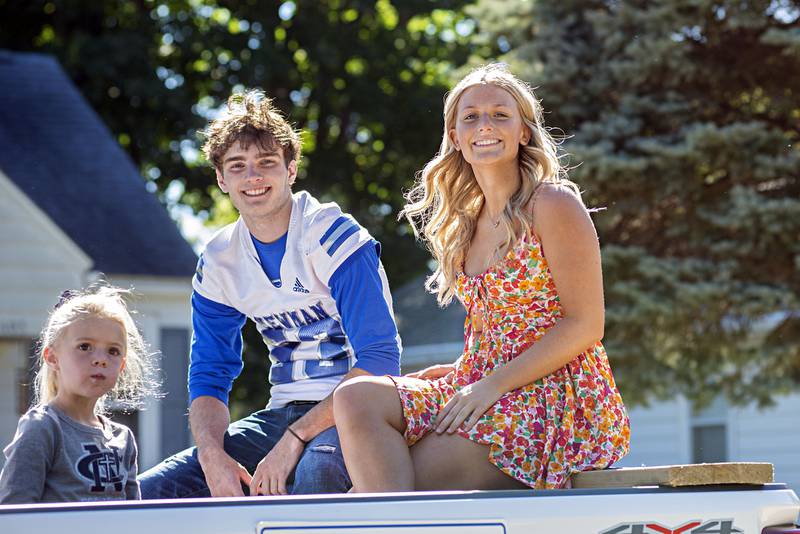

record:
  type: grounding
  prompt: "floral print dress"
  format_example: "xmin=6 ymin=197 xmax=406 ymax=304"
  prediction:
xmin=391 ymin=232 xmax=630 ymax=488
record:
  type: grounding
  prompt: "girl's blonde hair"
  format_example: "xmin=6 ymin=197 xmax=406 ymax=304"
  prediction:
xmin=34 ymin=284 xmax=159 ymax=414
xmin=401 ymin=63 xmax=580 ymax=306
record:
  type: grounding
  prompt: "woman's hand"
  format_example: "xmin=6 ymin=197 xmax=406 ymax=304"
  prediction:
xmin=435 ymin=376 xmax=504 ymax=434
xmin=405 ymin=363 xmax=455 ymax=381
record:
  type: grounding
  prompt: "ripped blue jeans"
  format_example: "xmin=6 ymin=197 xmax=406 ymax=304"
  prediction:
xmin=139 ymin=402 xmax=351 ymax=499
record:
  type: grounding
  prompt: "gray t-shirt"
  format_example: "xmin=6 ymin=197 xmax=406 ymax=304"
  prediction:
xmin=0 ymin=404 xmax=139 ymax=503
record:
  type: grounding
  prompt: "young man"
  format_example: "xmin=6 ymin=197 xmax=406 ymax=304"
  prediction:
xmin=140 ymin=90 xmax=401 ymax=498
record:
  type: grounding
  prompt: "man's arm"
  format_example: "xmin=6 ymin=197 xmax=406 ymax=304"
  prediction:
xmin=249 ymin=242 xmax=401 ymax=495
xmin=190 ymin=396 xmax=252 ymax=497
xmin=188 ymin=291 xmax=250 ymax=497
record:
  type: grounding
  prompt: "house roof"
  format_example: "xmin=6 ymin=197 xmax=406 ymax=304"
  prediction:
xmin=392 ymin=273 xmax=466 ymax=347
xmin=0 ymin=50 xmax=196 ymax=277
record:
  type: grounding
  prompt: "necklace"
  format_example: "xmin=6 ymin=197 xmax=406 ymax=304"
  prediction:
xmin=484 ymin=203 xmax=503 ymax=229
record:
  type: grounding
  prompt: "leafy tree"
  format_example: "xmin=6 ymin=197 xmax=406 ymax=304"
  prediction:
xmin=0 ymin=0 xmax=474 ymax=416
xmin=470 ymin=0 xmax=800 ymax=407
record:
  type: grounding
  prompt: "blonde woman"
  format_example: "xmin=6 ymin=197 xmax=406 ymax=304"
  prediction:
xmin=334 ymin=64 xmax=630 ymax=491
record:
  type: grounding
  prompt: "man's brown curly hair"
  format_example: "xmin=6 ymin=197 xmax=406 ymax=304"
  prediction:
xmin=202 ymin=90 xmax=302 ymax=170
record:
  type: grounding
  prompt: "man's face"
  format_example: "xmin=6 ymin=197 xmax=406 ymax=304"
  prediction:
xmin=216 ymin=140 xmax=297 ymax=223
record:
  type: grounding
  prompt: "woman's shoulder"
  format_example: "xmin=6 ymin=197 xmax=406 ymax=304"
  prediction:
xmin=528 ymin=182 xmax=586 ymax=227
xmin=532 ymin=182 xmax=582 ymax=208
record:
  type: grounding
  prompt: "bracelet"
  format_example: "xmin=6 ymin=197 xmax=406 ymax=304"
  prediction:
xmin=286 ymin=426 xmax=308 ymax=446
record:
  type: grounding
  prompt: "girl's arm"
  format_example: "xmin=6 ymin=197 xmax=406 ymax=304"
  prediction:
xmin=436 ymin=184 xmax=606 ymax=433
xmin=0 ymin=411 xmax=55 ymax=503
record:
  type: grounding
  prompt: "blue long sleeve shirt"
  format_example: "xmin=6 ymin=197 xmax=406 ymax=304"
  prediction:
xmin=188 ymin=235 xmax=400 ymax=405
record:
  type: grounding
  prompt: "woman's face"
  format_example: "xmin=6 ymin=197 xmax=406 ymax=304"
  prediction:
xmin=449 ymin=84 xmax=530 ymax=170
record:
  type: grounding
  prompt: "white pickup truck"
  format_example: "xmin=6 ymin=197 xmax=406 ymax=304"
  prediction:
xmin=1 ymin=482 xmax=798 ymax=534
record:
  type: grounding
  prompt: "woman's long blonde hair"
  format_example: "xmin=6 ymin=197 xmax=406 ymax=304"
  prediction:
xmin=401 ymin=64 xmax=579 ymax=306
xmin=34 ymin=284 xmax=159 ymax=414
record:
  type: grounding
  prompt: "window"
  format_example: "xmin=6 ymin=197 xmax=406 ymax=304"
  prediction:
xmin=160 ymin=328 xmax=190 ymax=456
xmin=690 ymin=397 xmax=728 ymax=463
xmin=692 ymin=424 xmax=727 ymax=463
xmin=17 ymin=339 xmax=37 ymax=414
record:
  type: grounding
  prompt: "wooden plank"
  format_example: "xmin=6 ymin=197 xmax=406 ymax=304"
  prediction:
xmin=571 ymin=462 xmax=774 ymax=489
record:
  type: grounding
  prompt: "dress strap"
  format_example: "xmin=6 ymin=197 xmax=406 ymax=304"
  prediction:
xmin=528 ymin=182 xmax=552 ymax=226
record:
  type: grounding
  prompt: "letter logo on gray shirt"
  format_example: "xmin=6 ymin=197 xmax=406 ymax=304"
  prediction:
xmin=76 ymin=444 xmax=124 ymax=492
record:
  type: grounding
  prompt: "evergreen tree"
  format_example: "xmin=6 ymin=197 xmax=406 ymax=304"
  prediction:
xmin=471 ymin=0 xmax=800 ymax=406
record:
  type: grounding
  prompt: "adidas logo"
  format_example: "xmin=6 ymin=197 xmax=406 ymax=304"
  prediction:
xmin=292 ymin=278 xmax=309 ymax=293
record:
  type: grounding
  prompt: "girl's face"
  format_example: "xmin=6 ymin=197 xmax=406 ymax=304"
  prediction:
xmin=449 ymin=84 xmax=530 ymax=170
xmin=45 ymin=316 xmax=127 ymax=402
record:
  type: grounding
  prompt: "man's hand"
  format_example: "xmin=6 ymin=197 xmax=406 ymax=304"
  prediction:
xmin=197 ymin=447 xmax=253 ymax=497
xmin=249 ymin=431 xmax=305 ymax=496
xmin=405 ymin=363 xmax=455 ymax=381
xmin=190 ymin=396 xmax=253 ymax=497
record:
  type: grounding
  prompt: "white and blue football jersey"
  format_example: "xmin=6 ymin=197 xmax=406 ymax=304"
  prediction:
xmin=193 ymin=191 xmax=396 ymax=407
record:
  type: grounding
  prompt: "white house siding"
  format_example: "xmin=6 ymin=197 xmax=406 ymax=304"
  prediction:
xmin=728 ymin=393 xmax=800 ymax=492
xmin=0 ymin=340 xmax=28 ymax=448
xmin=614 ymin=398 xmax=693 ymax=468
xmin=0 ymin=172 xmax=92 ymax=455
xmin=0 ymin=172 xmax=92 ymax=339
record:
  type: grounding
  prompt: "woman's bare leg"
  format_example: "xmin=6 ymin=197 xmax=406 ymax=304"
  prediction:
xmin=333 ymin=376 xmax=413 ymax=492
xmin=411 ymin=431 xmax=529 ymax=490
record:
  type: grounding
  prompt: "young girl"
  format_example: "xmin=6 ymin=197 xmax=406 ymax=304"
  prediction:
xmin=0 ymin=285 xmax=157 ymax=503
xmin=334 ymin=64 xmax=630 ymax=491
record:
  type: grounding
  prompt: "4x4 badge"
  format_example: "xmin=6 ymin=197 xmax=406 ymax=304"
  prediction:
xmin=600 ymin=519 xmax=742 ymax=534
